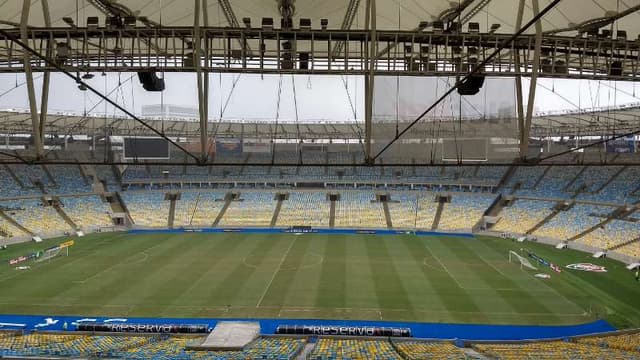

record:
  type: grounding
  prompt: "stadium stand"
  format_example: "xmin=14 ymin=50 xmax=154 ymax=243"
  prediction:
xmin=119 ymin=335 xmax=305 ymax=359
xmin=121 ymin=191 xmax=170 ymax=227
xmin=174 ymin=191 xmax=227 ymax=227
xmin=614 ymin=241 xmax=640 ymax=259
xmin=504 ymin=166 xmax=547 ymax=190
xmin=0 ymin=214 xmax=28 ymax=239
xmin=515 ymin=166 xmax=583 ymax=198
xmin=437 ymin=193 xmax=496 ymax=231
xmin=59 ymin=196 xmax=112 ymax=230
xmin=48 ymin=165 xmax=92 ymax=194
xmin=578 ymin=166 xmax=640 ymax=204
xmin=472 ymin=340 xmax=640 ymax=359
xmin=387 ymin=193 xmax=419 ymax=228
xmin=219 ymin=192 xmax=278 ymax=227
xmin=493 ymin=199 xmax=556 ymax=234
xmin=532 ymin=203 xmax=615 ymax=241
xmin=0 ymin=166 xmax=40 ymax=198
xmin=0 ymin=333 xmax=306 ymax=359
xmin=393 ymin=340 xmax=468 ymax=359
xmin=414 ymin=194 xmax=439 ymax=229
xmin=1 ymin=199 xmax=72 ymax=235
xmin=276 ymin=192 xmax=330 ymax=227
xmin=577 ymin=218 xmax=640 ymax=251
xmin=334 ymin=191 xmax=387 ymax=228
xmin=309 ymin=338 xmax=402 ymax=359
xmin=576 ymin=332 xmax=640 ymax=352
xmin=568 ymin=166 xmax=623 ymax=193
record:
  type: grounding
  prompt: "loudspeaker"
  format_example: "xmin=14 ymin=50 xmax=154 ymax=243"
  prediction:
xmin=137 ymin=71 xmax=165 ymax=92
xmin=610 ymin=61 xmax=623 ymax=76
xmin=299 ymin=52 xmax=309 ymax=70
xmin=457 ymin=74 xmax=485 ymax=96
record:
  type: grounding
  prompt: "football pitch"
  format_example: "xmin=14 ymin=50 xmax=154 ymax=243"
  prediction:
xmin=1 ymin=232 xmax=640 ymax=328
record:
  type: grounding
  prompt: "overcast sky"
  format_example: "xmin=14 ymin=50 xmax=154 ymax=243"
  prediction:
xmin=0 ymin=72 xmax=638 ymax=123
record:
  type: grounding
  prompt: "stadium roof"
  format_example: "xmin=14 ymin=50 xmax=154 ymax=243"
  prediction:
xmin=1 ymin=0 xmax=639 ymax=39
xmin=1 ymin=104 xmax=638 ymax=138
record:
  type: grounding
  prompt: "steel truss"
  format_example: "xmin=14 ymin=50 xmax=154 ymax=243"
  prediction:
xmin=0 ymin=27 xmax=639 ymax=80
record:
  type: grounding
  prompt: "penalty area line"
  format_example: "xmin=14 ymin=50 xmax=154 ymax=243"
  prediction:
xmin=256 ymin=237 xmax=297 ymax=308
xmin=424 ymin=245 xmax=465 ymax=290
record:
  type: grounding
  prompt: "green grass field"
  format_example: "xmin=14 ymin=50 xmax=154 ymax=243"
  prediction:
xmin=1 ymin=232 xmax=640 ymax=328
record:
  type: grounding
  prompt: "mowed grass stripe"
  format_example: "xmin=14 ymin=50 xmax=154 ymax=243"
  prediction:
xmin=0 ymin=233 xmax=128 ymax=288
xmin=344 ymin=234 xmax=380 ymax=318
xmin=452 ymin=239 xmax=563 ymax=324
xmin=4 ymin=233 xmax=640 ymax=327
xmin=1 ymin=234 xmax=160 ymax=306
xmin=386 ymin=237 xmax=448 ymax=315
xmin=473 ymin=239 xmax=586 ymax=315
xmin=480 ymin=236 xmax=640 ymax=327
xmin=202 ymin=236 xmax=288 ymax=309
xmin=428 ymin=239 xmax=522 ymax=323
xmin=364 ymin=236 xmax=414 ymax=320
xmin=99 ymin=234 xmax=215 ymax=316
xmin=7 ymin=234 xmax=189 ymax=316
xmin=281 ymin=236 xmax=325 ymax=309
xmin=258 ymin=236 xmax=312 ymax=308
xmin=315 ymin=235 xmax=347 ymax=310
xmin=402 ymin=237 xmax=489 ymax=324
xmin=168 ymin=234 xmax=253 ymax=310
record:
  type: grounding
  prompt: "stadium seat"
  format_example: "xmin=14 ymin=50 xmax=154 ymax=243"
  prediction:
xmin=309 ymin=338 xmax=402 ymax=360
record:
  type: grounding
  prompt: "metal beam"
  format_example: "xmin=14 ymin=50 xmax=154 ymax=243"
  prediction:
xmin=371 ymin=0 xmax=563 ymax=162
xmin=544 ymin=4 xmax=640 ymax=35
xmin=218 ymin=0 xmax=252 ymax=54
xmin=194 ymin=0 xmax=208 ymax=162
xmin=331 ymin=0 xmax=361 ymax=59
xmin=39 ymin=0 xmax=52 ymax=148
xmin=364 ymin=0 xmax=376 ymax=164
xmin=514 ymin=0 xmax=526 ymax=160
xmin=521 ymin=0 xmax=543 ymax=160
xmin=459 ymin=0 xmax=493 ymax=24
xmin=438 ymin=0 xmax=476 ymax=27
xmin=20 ymin=0 xmax=43 ymax=158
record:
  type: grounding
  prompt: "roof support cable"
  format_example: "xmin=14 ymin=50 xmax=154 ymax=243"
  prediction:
xmin=291 ymin=74 xmax=302 ymax=164
xmin=370 ymin=0 xmax=563 ymax=163
xmin=0 ymin=28 xmax=201 ymax=164
xmin=271 ymin=74 xmax=283 ymax=164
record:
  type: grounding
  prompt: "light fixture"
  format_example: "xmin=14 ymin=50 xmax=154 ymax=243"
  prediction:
xmin=62 ymin=17 xmax=75 ymax=27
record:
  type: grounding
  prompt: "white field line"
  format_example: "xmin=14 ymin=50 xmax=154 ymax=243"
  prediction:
xmin=475 ymin=250 xmax=512 ymax=279
xmin=256 ymin=238 xmax=297 ymax=308
xmin=0 ymin=302 xmax=587 ymax=318
xmin=424 ymin=245 xmax=465 ymax=289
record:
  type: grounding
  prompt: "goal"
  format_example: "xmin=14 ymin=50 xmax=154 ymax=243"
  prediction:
xmin=35 ymin=246 xmax=68 ymax=263
xmin=508 ymin=250 xmax=537 ymax=270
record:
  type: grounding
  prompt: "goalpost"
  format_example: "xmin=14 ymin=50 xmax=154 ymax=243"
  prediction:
xmin=35 ymin=240 xmax=74 ymax=263
xmin=508 ymin=250 xmax=538 ymax=270
xmin=34 ymin=247 xmax=68 ymax=263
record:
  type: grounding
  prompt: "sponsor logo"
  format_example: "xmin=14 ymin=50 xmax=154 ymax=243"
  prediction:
xmin=60 ymin=240 xmax=74 ymax=248
xmin=276 ymin=325 xmax=411 ymax=337
xmin=527 ymin=251 xmax=561 ymax=273
xmin=566 ymin=263 xmax=607 ymax=272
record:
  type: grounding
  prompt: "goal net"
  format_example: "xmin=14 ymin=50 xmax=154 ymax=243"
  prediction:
xmin=508 ymin=250 xmax=537 ymax=270
xmin=35 ymin=247 xmax=66 ymax=263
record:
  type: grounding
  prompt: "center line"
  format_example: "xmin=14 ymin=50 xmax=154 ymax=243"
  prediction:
xmin=256 ymin=238 xmax=296 ymax=308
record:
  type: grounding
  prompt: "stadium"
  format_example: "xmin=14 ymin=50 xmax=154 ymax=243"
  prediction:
xmin=1 ymin=0 xmax=640 ymax=358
